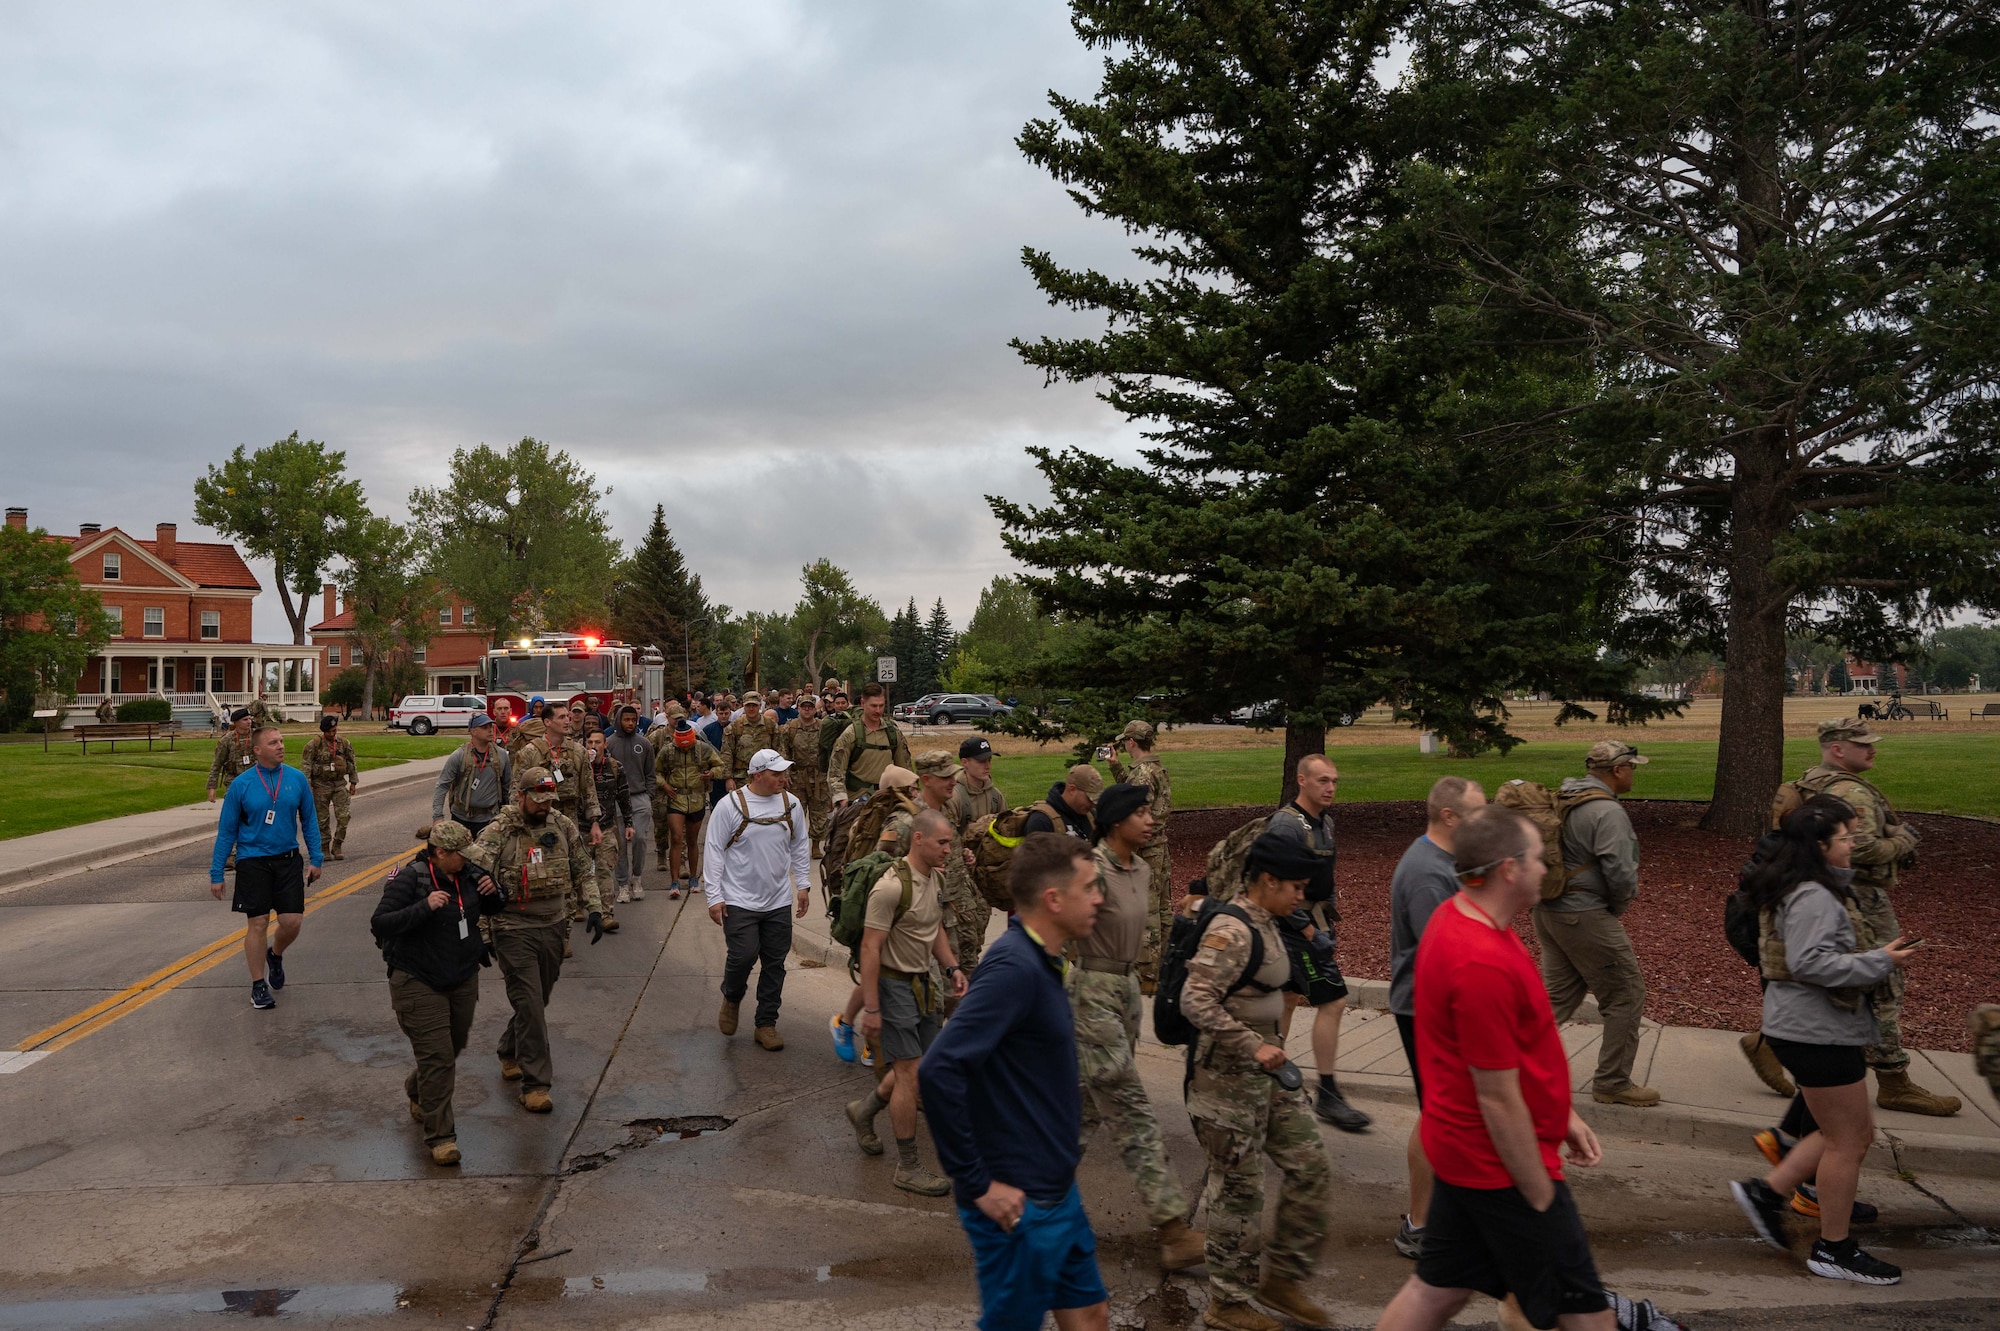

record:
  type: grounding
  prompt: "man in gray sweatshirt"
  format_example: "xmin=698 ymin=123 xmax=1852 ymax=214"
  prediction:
xmin=1531 ymin=740 xmax=1658 ymax=1107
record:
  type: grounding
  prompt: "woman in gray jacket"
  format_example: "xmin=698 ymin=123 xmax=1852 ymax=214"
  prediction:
xmin=1729 ymin=798 xmax=1919 ymax=1284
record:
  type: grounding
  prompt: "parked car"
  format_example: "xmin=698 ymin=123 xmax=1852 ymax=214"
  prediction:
xmin=923 ymin=693 xmax=1012 ymax=726
xmin=1225 ymin=699 xmax=1362 ymax=727
xmin=892 ymin=693 xmax=945 ymax=723
xmin=389 ymin=694 xmax=486 ymax=736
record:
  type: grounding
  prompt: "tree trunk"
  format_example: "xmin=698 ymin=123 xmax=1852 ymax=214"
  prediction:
xmin=1702 ymin=443 xmax=1790 ymax=837
xmin=1280 ymin=716 xmax=1326 ymax=806
xmin=275 ymin=576 xmax=307 ymax=645
xmin=361 ymin=661 xmax=378 ymax=723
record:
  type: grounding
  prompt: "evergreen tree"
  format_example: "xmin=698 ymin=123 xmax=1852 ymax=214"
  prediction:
xmin=612 ymin=505 xmax=712 ymax=695
xmin=887 ymin=599 xmax=925 ymax=705
xmin=921 ymin=598 xmax=955 ymax=697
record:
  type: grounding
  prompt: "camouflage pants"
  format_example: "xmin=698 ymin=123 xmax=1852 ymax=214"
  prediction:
xmin=1191 ymin=1071 xmax=1332 ymax=1304
xmin=803 ymin=785 xmax=830 ymax=847
xmin=1972 ymin=1006 xmax=2000 ymax=1104
xmin=1853 ymin=882 xmax=1907 ymax=1072
xmin=589 ymin=834 xmax=622 ymax=912
xmin=1138 ymin=842 xmax=1172 ymax=981
xmin=941 ymin=856 xmax=992 ymax=972
xmin=310 ymin=783 xmax=351 ymax=854
xmin=1069 ymin=968 xmax=1186 ymax=1226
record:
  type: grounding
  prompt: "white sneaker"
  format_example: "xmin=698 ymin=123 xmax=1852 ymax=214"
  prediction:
xmin=615 ymin=887 xmax=632 ymax=904
xmin=630 ymin=883 xmax=645 ymax=900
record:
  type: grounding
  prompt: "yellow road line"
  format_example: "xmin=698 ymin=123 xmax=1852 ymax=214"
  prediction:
xmin=15 ymin=849 xmax=419 ymax=1056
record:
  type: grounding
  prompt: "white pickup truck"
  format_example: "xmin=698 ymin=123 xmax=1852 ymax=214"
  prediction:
xmin=388 ymin=694 xmax=486 ymax=736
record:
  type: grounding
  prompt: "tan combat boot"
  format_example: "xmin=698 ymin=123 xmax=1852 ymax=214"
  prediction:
xmin=1255 ymin=1276 xmax=1331 ymax=1328
xmin=1740 ymin=1032 xmax=1796 ymax=1097
xmin=430 ymin=1140 xmax=461 ymax=1166
xmin=1203 ymin=1301 xmax=1280 ymax=1331
xmin=520 ymin=1089 xmax=553 ymax=1113
xmin=499 ymin=1056 xmax=523 ymax=1081
xmin=1876 ymin=1068 xmax=1961 ymax=1117
xmin=1157 ymin=1218 xmax=1206 ymax=1271
xmin=407 ymin=1099 xmax=423 ymax=1123
xmin=601 ymin=910 xmax=621 ymax=934
xmin=718 ymin=998 xmax=740 ymax=1036
xmin=754 ymin=1026 xmax=784 ymax=1051
xmin=1592 ymin=1083 xmax=1662 ymax=1107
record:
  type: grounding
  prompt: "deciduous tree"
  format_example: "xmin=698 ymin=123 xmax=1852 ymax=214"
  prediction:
xmin=0 ymin=522 xmax=110 ymax=729
xmin=338 ymin=517 xmax=444 ymax=721
xmin=193 ymin=432 xmax=365 ymax=645
xmin=793 ymin=560 xmax=886 ymax=688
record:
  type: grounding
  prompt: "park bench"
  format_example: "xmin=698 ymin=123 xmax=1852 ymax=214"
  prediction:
xmin=1901 ymin=699 xmax=1950 ymax=720
xmin=1975 ymin=703 xmax=2000 ymax=720
xmin=72 ymin=721 xmax=181 ymax=753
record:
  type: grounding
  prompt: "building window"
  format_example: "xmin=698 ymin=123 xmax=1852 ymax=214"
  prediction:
xmin=413 ymin=647 xmax=427 ymax=663
xmin=102 ymin=552 xmax=121 ymax=581
xmin=440 ymin=605 xmax=454 ymax=626
xmin=191 ymin=661 xmax=208 ymax=692
xmin=110 ymin=661 xmax=123 ymax=693
xmin=328 ymin=646 xmax=341 ymax=666
xmin=460 ymin=605 xmax=474 ymax=626
xmin=105 ymin=605 xmax=124 ymax=637
xmin=200 ymin=610 xmax=220 ymax=640
xmin=143 ymin=607 xmax=165 ymax=638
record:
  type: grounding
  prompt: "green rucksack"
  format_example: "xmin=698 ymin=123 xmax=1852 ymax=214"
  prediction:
xmin=819 ymin=709 xmax=855 ymax=771
xmin=829 ymin=851 xmax=912 ymax=950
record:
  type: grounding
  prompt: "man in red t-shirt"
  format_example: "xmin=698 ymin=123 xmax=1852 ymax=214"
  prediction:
xmin=1375 ymin=805 xmax=1614 ymax=1331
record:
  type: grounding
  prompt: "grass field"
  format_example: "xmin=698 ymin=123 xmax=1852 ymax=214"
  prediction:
xmin=986 ymin=733 xmax=2000 ymax=820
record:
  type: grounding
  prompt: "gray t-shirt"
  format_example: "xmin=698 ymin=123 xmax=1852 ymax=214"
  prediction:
xmin=1388 ymin=835 xmax=1460 ymax=1017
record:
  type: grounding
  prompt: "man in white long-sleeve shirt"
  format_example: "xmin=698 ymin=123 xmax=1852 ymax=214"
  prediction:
xmin=704 ymin=747 xmax=813 ymax=1051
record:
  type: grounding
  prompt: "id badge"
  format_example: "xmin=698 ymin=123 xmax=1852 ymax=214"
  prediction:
xmin=264 ymin=809 xmax=276 ymax=825
xmin=530 ymin=848 xmax=544 ymax=865
xmin=458 ymin=918 xmax=470 ymax=940
xmin=553 ymin=769 xmax=564 ymax=783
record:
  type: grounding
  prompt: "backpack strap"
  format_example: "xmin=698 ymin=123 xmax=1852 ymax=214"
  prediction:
xmin=893 ymin=857 xmax=915 ymax=922
xmin=1211 ymin=904 xmax=1278 ymax=997
xmin=725 ymin=787 xmax=754 ymax=849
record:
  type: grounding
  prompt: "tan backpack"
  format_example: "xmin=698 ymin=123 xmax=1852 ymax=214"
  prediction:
xmin=1769 ymin=769 xmax=1847 ymax=830
xmin=967 ymin=802 xmax=1065 ymax=910
xmin=1491 ymin=780 xmax=1613 ymax=901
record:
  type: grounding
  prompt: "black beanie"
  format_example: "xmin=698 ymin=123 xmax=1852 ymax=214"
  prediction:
xmin=1244 ymin=830 xmax=1322 ymax=883
xmin=1094 ymin=783 xmax=1150 ymax=841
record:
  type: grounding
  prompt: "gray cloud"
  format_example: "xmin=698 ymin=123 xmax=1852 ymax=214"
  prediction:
xmin=0 ymin=1 xmax=1145 ymax=637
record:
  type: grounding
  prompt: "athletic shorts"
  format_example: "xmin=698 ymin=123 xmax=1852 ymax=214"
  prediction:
xmin=1418 ymin=1179 xmax=1607 ymax=1330
xmin=878 ymin=973 xmax=942 ymax=1064
xmin=957 ymin=1183 xmax=1107 ymax=1331
xmin=1281 ymin=919 xmax=1347 ymax=1007
xmin=1396 ymin=1012 xmax=1424 ymax=1108
xmin=672 ymin=804 xmax=705 ymax=824
xmin=1764 ymin=1035 xmax=1867 ymax=1088
xmin=233 ymin=851 xmax=307 ymax=917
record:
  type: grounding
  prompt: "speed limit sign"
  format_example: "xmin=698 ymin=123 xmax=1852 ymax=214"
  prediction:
xmin=877 ymin=656 xmax=898 ymax=683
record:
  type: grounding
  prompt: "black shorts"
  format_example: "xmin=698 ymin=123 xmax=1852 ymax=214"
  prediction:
xmin=1396 ymin=1012 xmax=1423 ymax=1108
xmin=233 ymin=851 xmax=307 ymax=917
xmin=1280 ymin=921 xmax=1347 ymax=1007
xmin=673 ymin=804 xmax=705 ymax=824
xmin=1764 ymin=1036 xmax=1867 ymax=1088
xmin=1418 ymin=1178 xmax=1606 ymax=1330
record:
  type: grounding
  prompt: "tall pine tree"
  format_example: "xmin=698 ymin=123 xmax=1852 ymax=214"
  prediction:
xmin=921 ymin=598 xmax=955 ymax=697
xmin=887 ymin=599 xmax=925 ymax=705
xmin=611 ymin=505 xmax=712 ymax=695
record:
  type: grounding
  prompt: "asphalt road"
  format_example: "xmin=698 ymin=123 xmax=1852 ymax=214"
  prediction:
xmin=1 ymin=778 xmax=1996 ymax=1330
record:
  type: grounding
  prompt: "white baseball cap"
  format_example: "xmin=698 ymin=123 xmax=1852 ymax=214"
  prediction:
xmin=747 ymin=748 xmax=793 ymax=774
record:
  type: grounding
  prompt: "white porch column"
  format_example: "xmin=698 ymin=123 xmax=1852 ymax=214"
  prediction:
xmin=204 ymin=655 xmax=213 ymax=698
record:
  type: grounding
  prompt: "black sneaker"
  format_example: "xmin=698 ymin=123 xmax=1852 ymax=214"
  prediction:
xmin=1730 ymin=1178 xmax=1791 ymax=1250
xmin=1314 ymin=1086 xmax=1373 ymax=1132
xmin=1608 ymin=1291 xmax=1687 ymax=1330
xmin=266 ymin=949 xmax=286 ymax=991
xmin=1393 ymin=1216 xmax=1424 ymax=1259
xmin=1806 ymin=1238 xmax=1901 ymax=1284
xmin=250 ymin=979 xmax=276 ymax=1010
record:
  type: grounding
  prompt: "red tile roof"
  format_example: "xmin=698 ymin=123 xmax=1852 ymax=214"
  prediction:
xmin=59 ymin=528 xmax=261 ymax=590
xmin=311 ymin=607 xmax=356 ymax=632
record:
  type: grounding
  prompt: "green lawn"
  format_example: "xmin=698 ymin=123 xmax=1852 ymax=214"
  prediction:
xmin=989 ymin=734 xmax=2000 ymax=820
xmin=0 ymin=731 xmax=464 ymax=840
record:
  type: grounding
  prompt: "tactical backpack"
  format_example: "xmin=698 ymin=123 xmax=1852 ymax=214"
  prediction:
xmin=819 ymin=709 xmax=855 ymax=771
xmin=820 ymin=788 xmax=918 ymax=892
xmin=1769 ymin=769 xmax=1847 ymax=829
xmin=829 ymin=852 xmax=912 ymax=951
xmin=965 ymin=802 xmax=1065 ymax=911
xmin=1201 ymin=816 xmax=1270 ymax=904
xmin=1151 ymin=899 xmax=1279 ymax=1048
xmin=722 ymin=787 xmax=799 ymax=850
xmin=1723 ymin=831 xmax=1782 ymax=969
xmin=1490 ymin=780 xmax=1613 ymax=901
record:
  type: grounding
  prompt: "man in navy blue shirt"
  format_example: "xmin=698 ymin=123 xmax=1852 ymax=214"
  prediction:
xmin=210 ymin=724 xmax=323 ymax=1009
xmin=920 ymin=833 xmax=1109 ymax=1331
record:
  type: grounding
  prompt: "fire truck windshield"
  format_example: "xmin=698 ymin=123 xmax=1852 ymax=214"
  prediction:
xmin=487 ymin=651 xmax=616 ymax=695
xmin=549 ymin=654 xmax=614 ymax=691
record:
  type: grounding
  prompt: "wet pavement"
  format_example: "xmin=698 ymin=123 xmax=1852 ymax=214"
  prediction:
xmin=2 ymin=779 xmax=1997 ymax=1329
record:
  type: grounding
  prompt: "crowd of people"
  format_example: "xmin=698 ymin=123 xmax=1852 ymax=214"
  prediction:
xmin=198 ymin=694 xmax=1999 ymax=1331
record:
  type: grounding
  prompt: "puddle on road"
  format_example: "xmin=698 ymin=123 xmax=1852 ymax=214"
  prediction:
xmin=562 ymin=1115 xmax=734 ymax=1175
xmin=0 ymin=1284 xmax=400 ymax=1327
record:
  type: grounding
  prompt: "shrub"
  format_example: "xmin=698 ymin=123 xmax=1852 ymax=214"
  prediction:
xmin=115 ymin=697 xmax=173 ymax=723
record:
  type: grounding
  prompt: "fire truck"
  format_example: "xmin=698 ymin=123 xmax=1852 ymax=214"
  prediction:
xmin=481 ymin=635 xmax=666 ymax=729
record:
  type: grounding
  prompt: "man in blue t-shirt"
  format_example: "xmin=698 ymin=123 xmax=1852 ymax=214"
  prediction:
xmin=210 ymin=724 xmax=324 ymax=1010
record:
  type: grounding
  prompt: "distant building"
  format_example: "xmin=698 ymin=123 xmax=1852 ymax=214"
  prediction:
xmin=5 ymin=507 xmax=325 ymax=722
xmin=1844 ymin=655 xmax=1907 ymax=695
xmin=309 ymin=583 xmax=491 ymax=697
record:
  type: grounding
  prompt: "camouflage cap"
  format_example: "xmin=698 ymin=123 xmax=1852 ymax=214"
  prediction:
xmin=1818 ymin=717 xmax=1882 ymax=746
xmin=428 ymin=820 xmax=473 ymax=852
xmin=1067 ymin=763 xmax=1105 ymax=797
xmin=519 ymin=766 xmax=557 ymax=794
xmin=1119 ymin=719 xmax=1156 ymax=744
xmin=912 ymin=750 xmax=960 ymax=778
xmin=1584 ymin=740 xmax=1650 ymax=770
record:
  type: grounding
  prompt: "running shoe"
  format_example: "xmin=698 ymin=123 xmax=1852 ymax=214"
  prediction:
xmin=1393 ymin=1216 xmax=1424 ymax=1260
xmin=830 ymin=1014 xmax=858 ymax=1063
xmin=1792 ymin=1184 xmax=1879 ymax=1224
xmin=1607 ymin=1292 xmax=1687 ymax=1330
xmin=1730 ymin=1178 xmax=1792 ymax=1250
xmin=1751 ymin=1127 xmax=1796 ymax=1168
xmin=1806 ymin=1238 xmax=1900 ymax=1284
xmin=265 ymin=948 xmax=286 ymax=991
xmin=858 ymin=1035 xmax=877 ymax=1069
xmin=250 ymin=979 xmax=276 ymax=1010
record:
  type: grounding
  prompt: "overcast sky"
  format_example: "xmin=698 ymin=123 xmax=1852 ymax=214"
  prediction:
xmin=0 ymin=3 xmax=1142 ymax=642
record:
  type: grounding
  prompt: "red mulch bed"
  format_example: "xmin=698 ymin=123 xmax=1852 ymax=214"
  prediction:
xmin=1170 ymin=801 xmax=1999 ymax=1053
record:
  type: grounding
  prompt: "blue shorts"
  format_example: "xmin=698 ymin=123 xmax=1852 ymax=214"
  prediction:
xmin=957 ymin=1183 xmax=1107 ymax=1331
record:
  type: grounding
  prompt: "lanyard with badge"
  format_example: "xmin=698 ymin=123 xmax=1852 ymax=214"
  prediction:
xmin=430 ymin=860 xmax=470 ymax=939
xmin=255 ymin=765 xmax=283 ymax=827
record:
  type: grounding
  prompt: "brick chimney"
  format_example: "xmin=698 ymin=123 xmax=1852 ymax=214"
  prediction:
xmin=4 ymin=508 xmax=24 ymax=531
xmin=156 ymin=522 xmax=177 ymax=564
xmin=79 ymin=522 xmax=101 ymax=535
xmin=323 ymin=583 xmax=338 ymax=623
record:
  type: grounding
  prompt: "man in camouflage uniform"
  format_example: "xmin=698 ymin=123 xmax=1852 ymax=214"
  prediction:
xmin=466 ymin=768 xmax=603 ymax=1113
xmin=516 ymin=706 xmax=603 ymax=849
xmin=583 ymin=728 xmax=633 ymax=934
xmin=301 ymin=715 xmax=360 ymax=861
xmin=1771 ymin=718 xmax=1959 ymax=1116
xmin=905 ymin=750 xmax=996 ymax=985
xmin=777 ymin=695 xmax=831 ymax=856
xmin=654 ymin=719 xmax=724 ymax=893
xmin=249 ymin=690 xmax=274 ymax=727
xmin=206 ymin=709 xmax=257 ymax=802
xmin=1109 ymin=719 xmax=1173 ymax=986
xmin=827 ymin=682 xmax=911 ymax=802
xmin=1182 ymin=831 xmax=1333 ymax=1331
xmin=721 ymin=693 xmax=783 ymax=790
xmin=1075 ymin=782 xmax=1205 ymax=1273
xmin=944 ymin=736 xmax=1006 ymax=971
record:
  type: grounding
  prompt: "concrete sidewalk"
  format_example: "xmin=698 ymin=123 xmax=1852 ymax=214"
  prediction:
xmin=0 ymin=754 xmax=452 ymax=893
xmin=786 ymin=874 xmax=2000 ymax=1180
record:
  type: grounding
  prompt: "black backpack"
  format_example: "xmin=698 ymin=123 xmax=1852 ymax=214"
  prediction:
xmin=1723 ymin=831 xmax=1782 ymax=969
xmin=1152 ymin=895 xmax=1281 ymax=1048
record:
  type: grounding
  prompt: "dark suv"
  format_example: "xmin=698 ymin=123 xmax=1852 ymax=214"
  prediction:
xmin=924 ymin=693 xmax=1012 ymax=726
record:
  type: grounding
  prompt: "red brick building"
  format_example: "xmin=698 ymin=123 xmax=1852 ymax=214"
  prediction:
xmin=5 ymin=507 xmax=326 ymax=719
xmin=309 ymin=583 xmax=492 ymax=697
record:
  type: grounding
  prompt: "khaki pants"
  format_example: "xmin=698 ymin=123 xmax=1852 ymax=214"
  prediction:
xmin=1532 ymin=904 xmax=1646 ymax=1092
xmin=492 ymin=919 xmax=567 ymax=1092
xmin=390 ymin=970 xmax=478 ymax=1144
